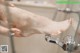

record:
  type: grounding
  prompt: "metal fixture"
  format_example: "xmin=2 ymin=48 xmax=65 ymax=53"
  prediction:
xmin=45 ymin=8 xmax=80 ymax=53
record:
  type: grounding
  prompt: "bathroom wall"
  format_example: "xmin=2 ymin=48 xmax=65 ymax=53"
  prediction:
xmin=12 ymin=0 xmax=56 ymax=4
xmin=1 ymin=0 xmax=80 ymax=53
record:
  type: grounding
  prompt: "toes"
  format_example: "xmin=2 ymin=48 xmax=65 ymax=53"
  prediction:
xmin=51 ymin=30 xmax=62 ymax=35
xmin=68 ymin=18 xmax=73 ymax=24
xmin=9 ymin=3 xmax=15 ymax=7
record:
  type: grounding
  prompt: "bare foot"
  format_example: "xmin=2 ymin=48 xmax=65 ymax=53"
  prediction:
xmin=42 ymin=18 xmax=72 ymax=36
xmin=52 ymin=18 xmax=72 ymax=35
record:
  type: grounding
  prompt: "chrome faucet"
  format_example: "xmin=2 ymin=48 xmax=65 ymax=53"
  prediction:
xmin=45 ymin=8 xmax=80 ymax=53
xmin=45 ymin=34 xmax=80 ymax=52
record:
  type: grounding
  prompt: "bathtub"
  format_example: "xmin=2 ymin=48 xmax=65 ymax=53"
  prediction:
xmin=0 ymin=1 xmax=80 ymax=53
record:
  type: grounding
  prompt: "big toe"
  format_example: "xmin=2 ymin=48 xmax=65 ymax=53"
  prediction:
xmin=60 ymin=18 xmax=72 ymax=32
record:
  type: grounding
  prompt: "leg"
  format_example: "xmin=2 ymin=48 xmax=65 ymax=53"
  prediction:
xmin=0 ymin=4 xmax=72 ymax=37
